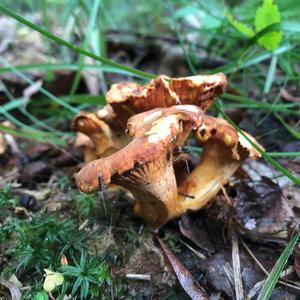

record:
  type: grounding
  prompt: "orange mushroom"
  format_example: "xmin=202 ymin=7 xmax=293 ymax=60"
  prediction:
xmin=77 ymin=112 xmax=262 ymax=227
xmin=76 ymin=105 xmax=203 ymax=227
xmin=73 ymin=73 xmax=227 ymax=162
xmin=72 ymin=111 xmax=130 ymax=161
xmin=177 ymin=116 xmax=263 ymax=213
xmin=106 ymin=73 xmax=227 ymax=121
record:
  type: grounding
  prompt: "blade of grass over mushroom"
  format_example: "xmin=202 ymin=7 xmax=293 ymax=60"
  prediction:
xmin=257 ymin=230 xmax=300 ymax=300
xmin=0 ymin=3 xmax=155 ymax=80
xmin=214 ymin=102 xmax=300 ymax=186
xmin=184 ymin=146 xmax=300 ymax=158
xmin=0 ymin=124 xmax=67 ymax=146
xmin=170 ymin=20 xmax=300 ymax=187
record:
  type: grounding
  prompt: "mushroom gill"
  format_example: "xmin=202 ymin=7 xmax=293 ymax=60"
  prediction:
xmin=76 ymin=105 xmax=203 ymax=228
xmin=176 ymin=116 xmax=264 ymax=215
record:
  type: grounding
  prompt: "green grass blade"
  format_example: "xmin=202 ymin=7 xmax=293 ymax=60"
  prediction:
xmin=268 ymin=152 xmax=300 ymax=157
xmin=215 ymin=102 xmax=300 ymax=186
xmin=257 ymin=230 xmax=300 ymax=300
xmin=69 ymin=0 xmax=101 ymax=96
xmin=0 ymin=124 xmax=67 ymax=146
xmin=212 ymin=44 xmax=294 ymax=74
xmin=0 ymin=63 xmax=147 ymax=78
xmin=0 ymin=4 xmax=155 ymax=80
xmin=0 ymin=98 xmax=27 ymax=113
xmin=0 ymin=57 xmax=79 ymax=114
xmin=276 ymin=113 xmax=300 ymax=140
xmin=264 ymin=54 xmax=277 ymax=95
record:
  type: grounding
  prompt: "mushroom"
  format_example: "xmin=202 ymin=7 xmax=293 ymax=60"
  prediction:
xmin=76 ymin=105 xmax=203 ymax=227
xmin=73 ymin=73 xmax=227 ymax=162
xmin=106 ymin=73 xmax=227 ymax=124
xmin=177 ymin=116 xmax=263 ymax=213
xmin=76 ymin=111 xmax=262 ymax=227
xmin=72 ymin=111 xmax=131 ymax=161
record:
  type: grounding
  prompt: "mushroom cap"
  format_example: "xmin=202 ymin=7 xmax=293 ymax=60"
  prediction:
xmin=77 ymin=105 xmax=203 ymax=192
xmin=73 ymin=73 xmax=227 ymax=161
xmin=106 ymin=73 xmax=227 ymax=124
xmin=72 ymin=111 xmax=130 ymax=160
xmin=195 ymin=115 xmax=262 ymax=160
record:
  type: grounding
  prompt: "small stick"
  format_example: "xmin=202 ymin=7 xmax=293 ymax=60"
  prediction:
xmin=98 ymin=175 xmax=107 ymax=215
xmin=125 ymin=274 xmax=151 ymax=281
xmin=180 ymin=240 xmax=206 ymax=260
xmin=178 ymin=192 xmax=195 ymax=199
xmin=232 ymin=234 xmax=244 ymax=300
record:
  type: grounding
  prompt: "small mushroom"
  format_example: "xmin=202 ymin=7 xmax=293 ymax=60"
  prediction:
xmin=177 ymin=116 xmax=263 ymax=213
xmin=76 ymin=105 xmax=203 ymax=227
xmin=72 ymin=112 xmax=130 ymax=161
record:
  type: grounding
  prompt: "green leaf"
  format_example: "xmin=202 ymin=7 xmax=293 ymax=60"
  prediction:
xmin=227 ymin=13 xmax=254 ymax=37
xmin=255 ymin=0 xmax=283 ymax=50
xmin=33 ymin=291 xmax=49 ymax=300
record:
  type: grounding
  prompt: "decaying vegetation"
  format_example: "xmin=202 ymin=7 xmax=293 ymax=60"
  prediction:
xmin=0 ymin=0 xmax=300 ymax=299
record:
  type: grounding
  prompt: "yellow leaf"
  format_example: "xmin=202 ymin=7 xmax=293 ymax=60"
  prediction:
xmin=43 ymin=269 xmax=64 ymax=293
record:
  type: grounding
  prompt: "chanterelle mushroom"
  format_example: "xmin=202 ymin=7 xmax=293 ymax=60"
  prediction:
xmin=177 ymin=116 xmax=263 ymax=213
xmin=73 ymin=73 xmax=227 ymax=161
xmin=72 ymin=111 xmax=131 ymax=161
xmin=76 ymin=105 xmax=203 ymax=227
xmin=106 ymin=73 xmax=227 ymax=122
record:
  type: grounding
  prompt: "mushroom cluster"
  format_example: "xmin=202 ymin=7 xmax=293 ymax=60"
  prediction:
xmin=74 ymin=73 xmax=263 ymax=228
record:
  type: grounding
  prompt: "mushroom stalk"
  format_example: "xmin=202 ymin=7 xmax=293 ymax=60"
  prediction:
xmin=177 ymin=142 xmax=242 ymax=214
xmin=175 ymin=116 xmax=263 ymax=216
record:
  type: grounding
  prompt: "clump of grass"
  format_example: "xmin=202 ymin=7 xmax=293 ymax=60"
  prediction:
xmin=0 ymin=186 xmax=17 ymax=219
xmin=0 ymin=210 xmax=122 ymax=299
xmin=163 ymin=230 xmax=182 ymax=254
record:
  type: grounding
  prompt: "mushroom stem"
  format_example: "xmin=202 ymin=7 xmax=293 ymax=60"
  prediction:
xmin=176 ymin=141 xmax=242 ymax=215
xmin=114 ymin=155 xmax=178 ymax=227
xmin=175 ymin=115 xmax=263 ymax=217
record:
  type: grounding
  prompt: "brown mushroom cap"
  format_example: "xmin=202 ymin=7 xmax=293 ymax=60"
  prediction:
xmin=176 ymin=116 xmax=263 ymax=215
xmin=106 ymin=73 xmax=227 ymax=127
xmin=76 ymin=105 xmax=203 ymax=227
xmin=72 ymin=111 xmax=130 ymax=161
xmin=73 ymin=73 xmax=227 ymax=161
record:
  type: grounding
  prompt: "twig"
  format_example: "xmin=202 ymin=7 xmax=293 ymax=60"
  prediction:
xmin=180 ymin=240 xmax=206 ymax=260
xmin=125 ymin=274 xmax=151 ymax=281
xmin=232 ymin=234 xmax=244 ymax=300
xmin=98 ymin=175 xmax=107 ymax=215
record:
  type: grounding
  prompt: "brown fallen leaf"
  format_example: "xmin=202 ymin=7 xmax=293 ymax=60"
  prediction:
xmin=157 ymin=236 xmax=209 ymax=300
xmin=233 ymin=177 xmax=295 ymax=242
xmin=179 ymin=214 xmax=215 ymax=254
